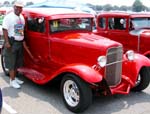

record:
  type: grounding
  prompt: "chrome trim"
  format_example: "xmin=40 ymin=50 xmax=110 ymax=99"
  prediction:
xmin=137 ymin=31 xmax=143 ymax=52
xmin=106 ymin=60 xmax=122 ymax=66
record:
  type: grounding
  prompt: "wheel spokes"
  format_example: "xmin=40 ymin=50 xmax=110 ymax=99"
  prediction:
xmin=63 ymin=80 xmax=80 ymax=107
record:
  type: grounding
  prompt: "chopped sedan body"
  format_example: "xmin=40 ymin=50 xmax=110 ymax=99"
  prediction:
xmin=1 ymin=8 xmax=150 ymax=113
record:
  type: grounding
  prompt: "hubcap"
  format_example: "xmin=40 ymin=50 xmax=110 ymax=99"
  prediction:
xmin=63 ymin=80 xmax=80 ymax=107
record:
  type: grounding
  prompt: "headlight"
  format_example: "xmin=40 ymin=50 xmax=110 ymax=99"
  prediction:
xmin=97 ymin=56 xmax=107 ymax=67
xmin=125 ymin=50 xmax=135 ymax=61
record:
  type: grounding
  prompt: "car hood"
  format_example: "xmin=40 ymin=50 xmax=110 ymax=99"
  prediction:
xmin=130 ymin=29 xmax=150 ymax=36
xmin=129 ymin=29 xmax=150 ymax=54
xmin=52 ymin=32 xmax=122 ymax=50
xmin=51 ymin=32 xmax=122 ymax=66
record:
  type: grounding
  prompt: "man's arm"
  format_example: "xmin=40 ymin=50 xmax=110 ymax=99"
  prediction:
xmin=23 ymin=41 xmax=33 ymax=59
xmin=3 ymin=28 xmax=11 ymax=48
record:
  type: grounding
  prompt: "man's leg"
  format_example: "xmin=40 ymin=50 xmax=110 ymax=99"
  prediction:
xmin=14 ymin=43 xmax=24 ymax=84
xmin=9 ymin=69 xmax=16 ymax=80
xmin=9 ymin=69 xmax=20 ymax=89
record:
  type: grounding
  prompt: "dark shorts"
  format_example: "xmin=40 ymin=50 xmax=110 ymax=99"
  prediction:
xmin=4 ymin=37 xmax=24 ymax=70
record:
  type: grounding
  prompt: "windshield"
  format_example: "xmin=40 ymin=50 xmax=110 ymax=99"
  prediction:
xmin=49 ymin=18 xmax=92 ymax=33
xmin=131 ymin=17 xmax=150 ymax=29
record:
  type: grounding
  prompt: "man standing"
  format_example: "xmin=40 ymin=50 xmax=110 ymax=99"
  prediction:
xmin=2 ymin=1 xmax=25 ymax=89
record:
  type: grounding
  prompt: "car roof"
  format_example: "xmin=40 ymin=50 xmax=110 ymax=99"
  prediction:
xmin=97 ymin=11 xmax=150 ymax=18
xmin=23 ymin=8 xmax=94 ymax=19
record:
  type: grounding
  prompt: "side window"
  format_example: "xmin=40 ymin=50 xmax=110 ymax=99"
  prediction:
xmin=27 ymin=17 xmax=45 ymax=33
xmin=98 ymin=17 xmax=106 ymax=29
xmin=108 ymin=18 xmax=114 ymax=29
xmin=129 ymin=19 xmax=134 ymax=30
xmin=109 ymin=17 xmax=126 ymax=30
xmin=50 ymin=20 xmax=60 ymax=33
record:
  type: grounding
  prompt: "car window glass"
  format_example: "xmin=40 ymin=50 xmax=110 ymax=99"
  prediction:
xmin=131 ymin=17 xmax=150 ymax=29
xmin=98 ymin=17 xmax=106 ymax=29
xmin=108 ymin=17 xmax=126 ymax=30
xmin=49 ymin=18 xmax=92 ymax=33
xmin=27 ymin=17 xmax=45 ymax=33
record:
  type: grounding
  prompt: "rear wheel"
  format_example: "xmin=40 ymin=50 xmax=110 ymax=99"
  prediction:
xmin=132 ymin=67 xmax=150 ymax=91
xmin=1 ymin=48 xmax=9 ymax=76
xmin=60 ymin=73 xmax=92 ymax=113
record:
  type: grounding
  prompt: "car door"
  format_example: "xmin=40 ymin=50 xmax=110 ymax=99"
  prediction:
xmin=97 ymin=15 xmax=138 ymax=52
xmin=25 ymin=15 xmax=51 ymax=69
xmin=107 ymin=16 xmax=139 ymax=52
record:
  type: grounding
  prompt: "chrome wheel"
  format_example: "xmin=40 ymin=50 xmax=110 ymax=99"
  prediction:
xmin=61 ymin=74 xmax=92 ymax=112
xmin=63 ymin=80 xmax=80 ymax=107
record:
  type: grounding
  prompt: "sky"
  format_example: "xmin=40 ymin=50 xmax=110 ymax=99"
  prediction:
xmin=1 ymin=0 xmax=150 ymax=7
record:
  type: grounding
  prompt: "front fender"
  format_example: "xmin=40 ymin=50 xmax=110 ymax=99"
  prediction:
xmin=143 ymin=50 xmax=150 ymax=57
xmin=134 ymin=53 xmax=150 ymax=69
xmin=123 ymin=53 xmax=150 ymax=84
xmin=56 ymin=64 xmax=103 ymax=83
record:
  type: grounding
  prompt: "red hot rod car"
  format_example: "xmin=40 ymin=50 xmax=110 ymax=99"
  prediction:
xmin=95 ymin=12 xmax=150 ymax=58
xmin=1 ymin=8 xmax=150 ymax=113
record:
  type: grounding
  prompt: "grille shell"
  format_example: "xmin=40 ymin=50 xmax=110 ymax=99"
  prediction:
xmin=105 ymin=46 xmax=123 ymax=86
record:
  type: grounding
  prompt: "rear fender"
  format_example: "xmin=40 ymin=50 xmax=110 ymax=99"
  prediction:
xmin=56 ymin=64 xmax=103 ymax=83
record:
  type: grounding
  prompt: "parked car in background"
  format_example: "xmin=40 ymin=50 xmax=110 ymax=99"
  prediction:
xmin=0 ymin=8 xmax=6 ymax=53
xmin=0 ymin=8 xmax=6 ymax=42
xmin=95 ymin=12 xmax=150 ymax=58
xmin=1 ymin=8 xmax=150 ymax=113
xmin=0 ymin=7 xmax=12 ymax=51
xmin=0 ymin=8 xmax=6 ymax=24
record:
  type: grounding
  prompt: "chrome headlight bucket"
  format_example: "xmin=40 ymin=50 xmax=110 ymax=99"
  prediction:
xmin=125 ymin=50 xmax=135 ymax=61
xmin=97 ymin=56 xmax=107 ymax=67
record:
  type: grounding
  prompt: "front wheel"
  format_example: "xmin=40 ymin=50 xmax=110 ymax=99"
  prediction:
xmin=132 ymin=67 xmax=150 ymax=91
xmin=60 ymin=73 xmax=92 ymax=113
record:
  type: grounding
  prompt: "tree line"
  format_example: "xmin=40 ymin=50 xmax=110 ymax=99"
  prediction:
xmin=87 ymin=0 xmax=150 ymax=12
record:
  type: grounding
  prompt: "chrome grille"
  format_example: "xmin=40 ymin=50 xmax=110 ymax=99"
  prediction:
xmin=105 ymin=46 xmax=123 ymax=86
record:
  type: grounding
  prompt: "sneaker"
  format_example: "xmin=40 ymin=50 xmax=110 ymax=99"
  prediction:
xmin=15 ymin=78 xmax=24 ymax=84
xmin=10 ymin=80 xmax=21 ymax=89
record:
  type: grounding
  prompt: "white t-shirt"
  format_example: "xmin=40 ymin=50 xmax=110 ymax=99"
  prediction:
xmin=2 ymin=11 xmax=25 ymax=41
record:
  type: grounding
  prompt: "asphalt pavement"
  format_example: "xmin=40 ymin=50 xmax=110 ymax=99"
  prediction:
xmin=0 ymin=58 xmax=150 ymax=114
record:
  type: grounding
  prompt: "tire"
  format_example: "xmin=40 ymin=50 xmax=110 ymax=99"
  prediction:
xmin=1 ymin=48 xmax=9 ymax=76
xmin=60 ymin=73 xmax=92 ymax=113
xmin=132 ymin=67 xmax=150 ymax=91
